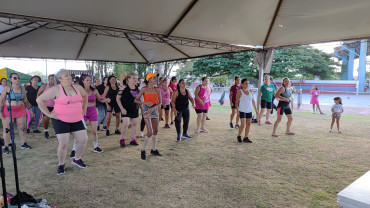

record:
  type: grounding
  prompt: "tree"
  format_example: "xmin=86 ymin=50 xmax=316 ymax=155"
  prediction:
xmin=113 ymin=63 xmax=147 ymax=79
xmin=27 ymin=70 xmax=47 ymax=82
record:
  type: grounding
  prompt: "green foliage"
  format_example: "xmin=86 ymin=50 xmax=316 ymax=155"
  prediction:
xmin=113 ymin=63 xmax=147 ymax=79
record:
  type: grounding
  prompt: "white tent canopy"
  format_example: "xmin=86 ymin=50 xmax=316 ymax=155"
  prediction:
xmin=1 ymin=0 xmax=370 ymax=63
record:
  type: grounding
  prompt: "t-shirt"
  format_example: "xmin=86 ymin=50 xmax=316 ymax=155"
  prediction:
xmin=229 ymin=84 xmax=241 ymax=103
xmin=260 ymin=84 xmax=276 ymax=102
xmin=96 ymin=84 xmax=106 ymax=107
xmin=120 ymin=85 xmax=139 ymax=114
xmin=332 ymin=104 xmax=344 ymax=113
xmin=25 ymin=85 xmax=39 ymax=106
xmin=168 ymin=83 xmax=177 ymax=92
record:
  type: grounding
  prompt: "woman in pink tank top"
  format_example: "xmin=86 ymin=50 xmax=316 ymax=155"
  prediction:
xmin=37 ymin=70 xmax=89 ymax=175
xmin=159 ymin=77 xmax=173 ymax=128
xmin=194 ymin=77 xmax=211 ymax=133
xmin=37 ymin=74 xmax=55 ymax=139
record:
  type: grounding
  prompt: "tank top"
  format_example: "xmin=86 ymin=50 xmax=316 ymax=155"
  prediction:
xmin=25 ymin=85 xmax=39 ymax=106
xmin=194 ymin=84 xmax=210 ymax=110
xmin=279 ymin=87 xmax=291 ymax=105
xmin=8 ymin=85 xmax=24 ymax=101
xmin=120 ymin=85 xmax=139 ymax=113
xmin=45 ymin=83 xmax=55 ymax=107
xmin=107 ymin=84 xmax=118 ymax=105
xmin=238 ymin=89 xmax=253 ymax=113
xmin=87 ymin=91 xmax=96 ymax=103
xmin=160 ymin=86 xmax=171 ymax=106
xmin=143 ymin=87 xmax=159 ymax=105
xmin=175 ymin=89 xmax=189 ymax=112
xmin=53 ymin=84 xmax=83 ymax=123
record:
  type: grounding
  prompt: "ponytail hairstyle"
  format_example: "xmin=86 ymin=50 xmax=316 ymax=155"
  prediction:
xmin=334 ymin=97 xmax=342 ymax=105
xmin=177 ymin=79 xmax=185 ymax=91
xmin=79 ymin=74 xmax=95 ymax=91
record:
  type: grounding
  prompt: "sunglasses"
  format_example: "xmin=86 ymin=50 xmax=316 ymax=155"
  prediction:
xmin=12 ymin=77 xmax=20 ymax=80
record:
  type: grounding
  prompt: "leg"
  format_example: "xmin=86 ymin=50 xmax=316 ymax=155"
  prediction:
xmin=33 ymin=106 xmax=42 ymax=130
xmin=106 ymin=111 xmax=112 ymax=129
xmin=258 ymin=108 xmax=265 ymax=123
xmin=97 ymin=105 xmax=105 ymax=129
xmin=196 ymin=113 xmax=202 ymax=132
xmin=235 ymin=109 xmax=240 ymax=125
xmin=182 ymin=109 xmax=190 ymax=135
xmin=103 ymin=105 xmax=107 ymax=127
xmin=230 ymin=108 xmax=236 ymax=123
xmin=16 ymin=117 xmax=27 ymax=144
xmin=159 ymin=108 xmax=163 ymax=120
xmin=120 ymin=117 xmax=130 ymax=138
xmin=43 ymin=116 xmax=51 ymax=130
xmin=151 ymin=118 xmax=159 ymax=150
xmin=238 ymin=118 xmax=246 ymax=137
xmin=90 ymin=121 xmax=98 ymax=143
xmin=336 ymin=118 xmax=340 ymax=131
xmin=165 ymin=109 xmax=169 ymax=125
xmin=290 ymin=98 xmax=294 ymax=112
xmin=285 ymin=114 xmax=294 ymax=133
xmin=115 ymin=113 xmax=120 ymax=131
xmin=265 ymin=109 xmax=272 ymax=121
xmin=244 ymin=118 xmax=252 ymax=138
xmin=170 ymin=107 xmax=175 ymax=124
xmin=130 ymin=118 xmax=139 ymax=139
xmin=330 ymin=117 xmax=335 ymax=130
xmin=56 ymin=133 xmax=70 ymax=164
xmin=140 ymin=115 xmax=146 ymax=131
xmin=174 ymin=111 xmax=182 ymax=134
xmin=201 ymin=113 xmax=208 ymax=130
xmin=317 ymin=104 xmax=323 ymax=114
xmin=2 ymin=118 xmax=10 ymax=146
xmin=312 ymin=104 xmax=316 ymax=113
xmin=142 ymin=118 xmax=153 ymax=150
xmin=70 ymin=130 xmax=88 ymax=160
xmin=272 ymin=112 xmax=283 ymax=136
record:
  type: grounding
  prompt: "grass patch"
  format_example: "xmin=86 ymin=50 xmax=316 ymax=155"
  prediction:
xmin=2 ymin=105 xmax=369 ymax=207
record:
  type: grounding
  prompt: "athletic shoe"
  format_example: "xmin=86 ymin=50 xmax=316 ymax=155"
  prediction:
xmin=57 ymin=164 xmax=65 ymax=175
xmin=200 ymin=128 xmax=208 ymax=133
xmin=235 ymin=124 xmax=240 ymax=129
xmin=101 ymin=126 xmax=107 ymax=131
xmin=243 ymin=137 xmax=252 ymax=143
xmin=44 ymin=131 xmax=50 ymax=139
xmin=141 ymin=150 xmax=146 ymax=160
xmin=106 ymin=129 xmax=110 ymax=136
xmin=160 ymin=118 xmax=164 ymax=121
xmin=164 ymin=124 xmax=171 ymax=129
xmin=93 ymin=147 xmax=103 ymax=153
xmin=206 ymin=116 xmax=210 ymax=120
xmin=237 ymin=136 xmax=242 ymax=143
xmin=115 ymin=130 xmax=121 ymax=135
xmin=139 ymin=131 xmax=144 ymax=138
xmin=69 ymin=150 xmax=76 ymax=159
xmin=97 ymin=126 xmax=100 ymax=131
xmin=27 ymin=128 xmax=30 ymax=134
xmin=329 ymin=129 xmax=332 ymax=133
xmin=3 ymin=146 xmax=9 ymax=154
xmin=21 ymin=142 xmax=32 ymax=149
xmin=270 ymin=113 xmax=274 ymax=117
xmin=170 ymin=121 xmax=174 ymax=125
xmin=177 ymin=134 xmax=182 ymax=142
xmin=265 ymin=121 xmax=272 ymax=125
xmin=130 ymin=140 xmax=139 ymax=146
xmin=120 ymin=139 xmax=126 ymax=148
xmin=72 ymin=159 xmax=87 ymax=168
xmin=230 ymin=122 xmax=234 ymax=128
xmin=258 ymin=120 xmax=261 ymax=125
xmin=33 ymin=129 xmax=41 ymax=133
xmin=182 ymin=134 xmax=192 ymax=139
xmin=151 ymin=149 xmax=162 ymax=156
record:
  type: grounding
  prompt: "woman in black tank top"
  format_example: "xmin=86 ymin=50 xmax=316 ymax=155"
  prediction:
xmin=170 ymin=79 xmax=195 ymax=141
xmin=103 ymin=75 xmax=121 ymax=136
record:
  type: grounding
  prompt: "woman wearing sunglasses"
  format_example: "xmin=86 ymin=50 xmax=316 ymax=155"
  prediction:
xmin=0 ymin=73 xmax=33 ymax=154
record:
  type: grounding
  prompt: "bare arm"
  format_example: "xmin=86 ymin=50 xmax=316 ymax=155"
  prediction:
xmin=187 ymin=89 xmax=195 ymax=107
xmin=235 ymin=91 xmax=241 ymax=110
xmin=0 ymin=86 xmax=9 ymax=118
xmin=134 ymin=88 xmax=148 ymax=105
xmin=23 ymin=86 xmax=34 ymax=115
xmin=74 ymin=84 xmax=88 ymax=115
xmin=94 ymin=89 xmax=105 ymax=103
xmin=36 ymin=86 xmax=59 ymax=118
xmin=37 ymin=84 xmax=46 ymax=97
xmin=194 ymin=86 xmax=203 ymax=104
xmin=153 ymin=88 xmax=162 ymax=109
xmin=251 ymin=90 xmax=258 ymax=114
xmin=116 ymin=88 xmax=126 ymax=114
xmin=275 ymin=87 xmax=290 ymax=102
xmin=171 ymin=90 xmax=178 ymax=113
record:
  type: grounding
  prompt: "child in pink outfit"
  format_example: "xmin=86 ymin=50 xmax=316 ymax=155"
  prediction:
xmin=310 ymin=85 xmax=324 ymax=114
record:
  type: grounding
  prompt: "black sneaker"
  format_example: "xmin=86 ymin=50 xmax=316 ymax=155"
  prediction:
xmin=176 ymin=134 xmax=182 ymax=142
xmin=44 ymin=131 xmax=50 ymax=139
xmin=115 ymin=130 xmax=121 ymax=135
xmin=141 ymin=150 xmax=146 ymax=160
xmin=69 ymin=150 xmax=76 ymax=159
xmin=243 ymin=137 xmax=252 ymax=143
xmin=237 ymin=136 xmax=242 ymax=143
xmin=21 ymin=142 xmax=32 ymax=149
xmin=27 ymin=128 xmax=30 ymax=134
xmin=72 ymin=159 xmax=87 ymax=168
xmin=97 ymin=126 xmax=100 ymax=131
xmin=102 ymin=126 xmax=107 ymax=131
xmin=206 ymin=116 xmax=210 ymax=120
xmin=230 ymin=122 xmax=234 ymax=128
xmin=93 ymin=147 xmax=103 ymax=153
xmin=57 ymin=164 xmax=65 ymax=175
xmin=129 ymin=140 xmax=139 ymax=146
xmin=33 ymin=129 xmax=41 ymax=133
xmin=150 ymin=149 xmax=162 ymax=156
xmin=120 ymin=139 xmax=125 ymax=148
xmin=170 ymin=121 xmax=174 ymax=125
xmin=235 ymin=124 xmax=240 ymax=129
xmin=3 ymin=146 xmax=9 ymax=154
xmin=106 ymin=129 xmax=110 ymax=136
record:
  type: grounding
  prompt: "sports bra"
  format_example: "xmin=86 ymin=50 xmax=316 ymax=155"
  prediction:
xmin=143 ymin=87 xmax=159 ymax=105
xmin=8 ymin=85 xmax=24 ymax=101
xmin=88 ymin=91 xmax=96 ymax=103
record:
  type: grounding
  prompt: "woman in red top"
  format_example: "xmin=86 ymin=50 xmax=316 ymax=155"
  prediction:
xmin=135 ymin=73 xmax=162 ymax=160
xmin=168 ymin=76 xmax=177 ymax=125
xmin=229 ymin=76 xmax=241 ymax=129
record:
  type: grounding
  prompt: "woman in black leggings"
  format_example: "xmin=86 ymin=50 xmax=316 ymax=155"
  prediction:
xmin=171 ymin=79 xmax=195 ymax=141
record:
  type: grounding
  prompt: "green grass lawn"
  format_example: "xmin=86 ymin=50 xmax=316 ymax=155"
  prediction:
xmin=2 ymin=105 xmax=370 ymax=207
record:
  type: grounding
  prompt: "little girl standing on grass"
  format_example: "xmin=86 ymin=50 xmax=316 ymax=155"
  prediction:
xmin=330 ymin=97 xmax=344 ymax=133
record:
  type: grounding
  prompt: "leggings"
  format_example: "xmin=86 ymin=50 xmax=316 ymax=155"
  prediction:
xmin=28 ymin=106 xmax=42 ymax=130
xmin=175 ymin=108 xmax=190 ymax=134
xmin=140 ymin=114 xmax=146 ymax=131
xmin=97 ymin=104 xmax=107 ymax=127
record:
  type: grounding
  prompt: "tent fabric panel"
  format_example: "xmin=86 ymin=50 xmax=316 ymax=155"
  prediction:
xmin=265 ymin=0 xmax=370 ymax=47
xmin=0 ymin=29 xmax=85 ymax=59
xmin=172 ymin=45 xmax=233 ymax=57
xmin=171 ymin=0 xmax=279 ymax=46
xmin=6 ymin=67 xmax=33 ymax=83
xmin=0 ymin=0 xmax=192 ymax=34
xmin=0 ymin=23 xmax=41 ymax=43
xmin=78 ymin=35 xmax=147 ymax=63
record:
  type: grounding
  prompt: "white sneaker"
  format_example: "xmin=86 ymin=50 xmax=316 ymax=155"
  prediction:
xmin=270 ymin=113 xmax=274 ymax=117
xmin=139 ymin=131 xmax=144 ymax=138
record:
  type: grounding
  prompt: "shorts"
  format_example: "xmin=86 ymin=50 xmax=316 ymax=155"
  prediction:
xmin=107 ymin=103 xmax=121 ymax=113
xmin=195 ymin=109 xmax=208 ymax=114
xmin=121 ymin=108 xmax=139 ymax=118
xmin=260 ymin=100 xmax=272 ymax=109
xmin=332 ymin=113 xmax=341 ymax=119
xmin=239 ymin=111 xmax=252 ymax=119
xmin=2 ymin=105 xmax=27 ymax=118
xmin=161 ymin=104 xmax=170 ymax=110
xmin=142 ymin=105 xmax=159 ymax=119
xmin=84 ymin=106 xmax=98 ymax=122
xmin=51 ymin=119 xmax=86 ymax=134
xmin=231 ymin=101 xmax=236 ymax=109
xmin=277 ymin=102 xmax=292 ymax=115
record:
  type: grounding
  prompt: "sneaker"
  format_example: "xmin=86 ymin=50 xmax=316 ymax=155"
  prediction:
xmin=101 ymin=126 xmax=107 ymax=131
xmin=141 ymin=150 xmax=146 ymax=160
xmin=235 ymin=124 xmax=240 ymax=129
xmin=130 ymin=140 xmax=139 ymax=146
xmin=120 ymin=139 xmax=126 ymax=148
xmin=33 ymin=129 xmax=41 ymax=133
xmin=72 ymin=159 xmax=87 ymax=168
xmin=258 ymin=120 xmax=261 ymax=125
xmin=182 ymin=134 xmax=192 ymax=139
xmin=230 ymin=122 xmax=234 ymax=128
xmin=160 ymin=118 xmax=164 ymax=121
xmin=69 ymin=150 xmax=76 ymax=159
xmin=237 ymin=136 xmax=242 ymax=143
xmin=265 ymin=121 xmax=272 ymax=125
xmin=206 ymin=116 xmax=210 ymax=120
xmin=3 ymin=146 xmax=9 ymax=154
xmin=26 ymin=128 xmax=30 ymax=134
xmin=243 ymin=137 xmax=252 ymax=143
xmin=44 ymin=131 xmax=50 ymax=139
xmin=21 ymin=142 xmax=32 ymax=149
xmin=164 ymin=124 xmax=171 ymax=129
xmin=329 ymin=129 xmax=332 ymax=133
xmin=115 ymin=130 xmax=121 ymax=135
xmin=139 ymin=131 xmax=144 ymax=138
xmin=177 ymin=134 xmax=182 ymax=142
xmin=57 ymin=164 xmax=65 ymax=175
xmin=270 ymin=113 xmax=274 ymax=117
xmin=106 ymin=129 xmax=110 ymax=136
xmin=93 ymin=147 xmax=103 ymax=153
xmin=97 ymin=126 xmax=100 ymax=131
xmin=170 ymin=121 xmax=174 ymax=125
xmin=151 ymin=149 xmax=162 ymax=156
xmin=200 ymin=128 xmax=208 ymax=133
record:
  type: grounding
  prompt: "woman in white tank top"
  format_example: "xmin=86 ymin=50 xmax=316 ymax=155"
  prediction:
xmin=235 ymin=79 xmax=258 ymax=143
